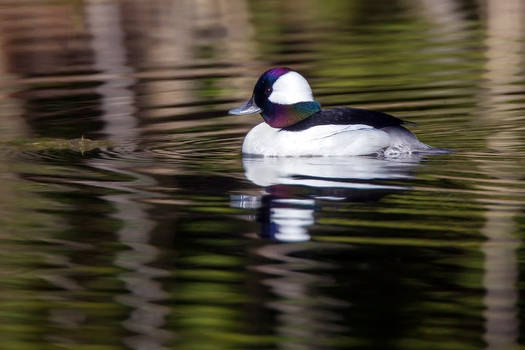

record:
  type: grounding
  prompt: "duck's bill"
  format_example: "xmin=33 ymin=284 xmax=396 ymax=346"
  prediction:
xmin=228 ymin=97 xmax=261 ymax=115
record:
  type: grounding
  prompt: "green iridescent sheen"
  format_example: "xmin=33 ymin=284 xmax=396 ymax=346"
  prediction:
xmin=262 ymin=101 xmax=321 ymax=128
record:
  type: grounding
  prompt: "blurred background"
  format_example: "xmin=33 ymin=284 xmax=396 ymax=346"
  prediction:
xmin=0 ymin=0 xmax=525 ymax=349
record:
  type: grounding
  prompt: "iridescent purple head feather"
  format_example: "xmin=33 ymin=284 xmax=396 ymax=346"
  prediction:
xmin=229 ymin=67 xmax=321 ymax=128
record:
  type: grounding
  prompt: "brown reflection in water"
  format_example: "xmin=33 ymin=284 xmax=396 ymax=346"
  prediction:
xmin=0 ymin=6 xmax=90 ymax=345
xmin=120 ymin=0 xmax=259 ymax=123
xmin=0 ymin=0 xmax=258 ymax=136
xmin=0 ymin=20 xmax=28 ymax=140
xmin=410 ymin=0 xmax=473 ymax=32
xmin=3 ymin=0 xmax=524 ymax=349
xmin=253 ymin=242 xmax=349 ymax=350
xmin=479 ymin=1 xmax=524 ymax=349
xmin=0 ymin=3 xmax=102 ymax=138
xmin=413 ymin=1 xmax=524 ymax=348
xmin=0 ymin=25 xmax=24 ymax=224
xmin=81 ymin=1 xmax=261 ymax=349
xmin=86 ymin=0 xmax=137 ymax=140
xmin=85 ymin=1 xmax=171 ymax=349
xmin=0 ymin=3 xmax=91 ymax=76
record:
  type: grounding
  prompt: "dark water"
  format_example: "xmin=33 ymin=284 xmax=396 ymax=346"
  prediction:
xmin=1 ymin=1 xmax=525 ymax=349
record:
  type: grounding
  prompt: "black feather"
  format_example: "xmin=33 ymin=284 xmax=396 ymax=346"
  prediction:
xmin=282 ymin=107 xmax=416 ymax=132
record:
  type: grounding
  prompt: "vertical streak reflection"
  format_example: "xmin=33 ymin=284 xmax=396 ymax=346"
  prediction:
xmin=480 ymin=1 xmax=524 ymax=349
xmin=85 ymin=0 xmax=136 ymax=140
xmin=254 ymin=242 xmax=347 ymax=350
xmin=85 ymin=2 xmax=170 ymax=349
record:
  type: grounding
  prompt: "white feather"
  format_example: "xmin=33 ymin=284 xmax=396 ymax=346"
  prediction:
xmin=268 ymin=71 xmax=314 ymax=105
xmin=242 ymin=123 xmax=393 ymax=156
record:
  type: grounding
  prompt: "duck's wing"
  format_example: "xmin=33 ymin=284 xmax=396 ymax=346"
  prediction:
xmin=282 ymin=107 xmax=415 ymax=132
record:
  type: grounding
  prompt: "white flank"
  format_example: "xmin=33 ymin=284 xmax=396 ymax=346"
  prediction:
xmin=242 ymin=123 xmax=391 ymax=156
xmin=268 ymin=71 xmax=314 ymax=105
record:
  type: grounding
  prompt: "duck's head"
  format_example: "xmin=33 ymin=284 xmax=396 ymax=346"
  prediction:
xmin=229 ymin=67 xmax=321 ymax=128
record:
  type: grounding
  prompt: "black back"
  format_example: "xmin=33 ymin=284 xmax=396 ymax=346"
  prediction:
xmin=282 ymin=107 xmax=413 ymax=132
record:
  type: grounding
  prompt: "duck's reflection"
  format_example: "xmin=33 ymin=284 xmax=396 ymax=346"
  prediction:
xmin=232 ymin=155 xmax=423 ymax=241
xmin=232 ymin=155 xmax=426 ymax=349
xmin=257 ymin=196 xmax=315 ymax=242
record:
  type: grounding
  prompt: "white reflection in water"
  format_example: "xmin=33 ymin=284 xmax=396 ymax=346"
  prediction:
xmin=243 ymin=156 xmax=417 ymax=189
xmin=232 ymin=155 xmax=422 ymax=242
xmin=271 ymin=206 xmax=315 ymax=242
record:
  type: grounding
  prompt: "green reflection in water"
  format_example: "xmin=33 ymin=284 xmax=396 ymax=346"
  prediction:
xmin=0 ymin=0 xmax=524 ymax=350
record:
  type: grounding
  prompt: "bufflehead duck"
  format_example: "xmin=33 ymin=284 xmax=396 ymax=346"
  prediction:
xmin=229 ymin=67 xmax=443 ymax=157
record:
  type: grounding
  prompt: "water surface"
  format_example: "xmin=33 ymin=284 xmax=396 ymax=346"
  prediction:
xmin=1 ymin=1 xmax=525 ymax=349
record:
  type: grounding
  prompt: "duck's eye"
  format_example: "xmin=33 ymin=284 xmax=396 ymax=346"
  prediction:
xmin=265 ymin=87 xmax=272 ymax=96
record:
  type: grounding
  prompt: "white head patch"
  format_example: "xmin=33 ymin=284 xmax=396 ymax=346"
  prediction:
xmin=268 ymin=71 xmax=314 ymax=105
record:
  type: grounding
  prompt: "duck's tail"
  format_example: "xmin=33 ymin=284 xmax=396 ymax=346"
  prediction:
xmin=381 ymin=126 xmax=453 ymax=156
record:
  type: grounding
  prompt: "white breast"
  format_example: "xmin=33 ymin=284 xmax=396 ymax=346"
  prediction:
xmin=242 ymin=122 xmax=392 ymax=156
